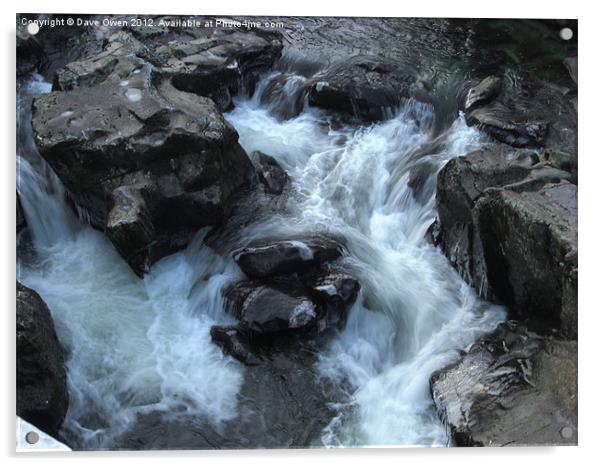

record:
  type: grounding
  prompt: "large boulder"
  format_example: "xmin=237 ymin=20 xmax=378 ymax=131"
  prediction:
xmin=234 ymin=236 xmax=344 ymax=279
xmin=475 ymin=182 xmax=577 ymax=338
xmin=147 ymin=27 xmax=283 ymax=111
xmin=53 ymin=27 xmax=283 ymax=112
xmin=214 ymin=269 xmax=359 ymax=365
xmin=33 ymin=26 xmax=286 ymax=276
xmin=224 ymin=281 xmax=320 ymax=335
xmin=434 ymin=145 xmax=577 ymax=338
xmin=430 ymin=321 xmax=577 ymax=446
xmin=463 ymin=76 xmax=548 ymax=148
xmin=17 ymin=282 xmax=69 ymax=437
xmin=433 ymin=145 xmax=572 ymax=300
xmin=307 ymin=56 xmax=429 ymax=122
xmin=32 ymin=67 xmax=253 ymax=276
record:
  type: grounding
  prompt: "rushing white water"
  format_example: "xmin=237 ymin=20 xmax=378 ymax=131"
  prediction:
xmin=226 ymin=73 xmax=506 ymax=447
xmin=17 ymin=70 xmax=505 ymax=449
xmin=17 ymin=76 xmax=246 ymax=449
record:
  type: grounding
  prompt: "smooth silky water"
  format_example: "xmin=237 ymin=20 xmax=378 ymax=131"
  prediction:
xmin=17 ymin=69 xmax=505 ymax=449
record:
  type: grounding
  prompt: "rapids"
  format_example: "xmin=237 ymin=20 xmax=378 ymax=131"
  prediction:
xmin=17 ymin=69 xmax=505 ymax=449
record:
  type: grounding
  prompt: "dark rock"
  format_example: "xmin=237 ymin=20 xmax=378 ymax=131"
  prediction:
xmin=203 ymin=154 xmax=292 ymax=255
xmin=32 ymin=67 xmax=253 ymax=276
xmin=475 ymin=182 xmax=577 ymax=338
xmin=113 ymin=336 xmax=336 ymax=449
xmin=17 ymin=14 xmax=105 ymax=80
xmin=528 ymin=84 xmax=578 ymax=158
xmin=305 ymin=272 xmax=360 ymax=329
xmin=259 ymin=73 xmax=307 ymax=119
xmin=464 ymin=76 xmax=503 ymax=112
xmin=210 ymin=325 xmax=261 ymax=366
xmin=53 ymin=28 xmax=283 ymax=112
xmin=250 ymin=151 xmax=290 ymax=195
xmin=435 ymin=145 xmax=577 ymax=338
xmin=146 ymin=27 xmax=283 ymax=111
xmin=430 ymin=321 xmax=577 ymax=446
xmin=434 ymin=145 xmax=540 ymax=299
xmin=466 ymin=101 xmax=548 ymax=147
xmin=463 ymin=74 xmax=576 ymax=152
xmin=216 ymin=269 xmax=360 ymax=363
xmin=17 ymin=195 xmax=27 ymax=233
xmin=307 ymin=56 xmax=428 ymax=122
xmin=224 ymin=281 xmax=320 ymax=335
xmin=53 ymin=31 xmax=146 ymax=91
xmin=541 ymin=148 xmax=577 ymax=183
xmin=234 ymin=236 xmax=344 ymax=279
xmin=17 ymin=282 xmax=68 ymax=437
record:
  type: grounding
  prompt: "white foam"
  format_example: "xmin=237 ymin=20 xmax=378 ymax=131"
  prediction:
xmin=315 ymin=284 xmax=338 ymax=296
xmin=289 ymin=300 xmax=317 ymax=328
xmin=125 ymin=88 xmax=142 ymax=103
xmin=289 ymin=240 xmax=314 ymax=260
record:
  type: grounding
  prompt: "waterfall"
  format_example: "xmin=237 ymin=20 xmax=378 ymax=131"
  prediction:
xmin=17 ymin=70 xmax=505 ymax=449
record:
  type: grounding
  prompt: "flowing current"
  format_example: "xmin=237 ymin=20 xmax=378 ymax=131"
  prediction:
xmin=17 ymin=71 xmax=505 ymax=449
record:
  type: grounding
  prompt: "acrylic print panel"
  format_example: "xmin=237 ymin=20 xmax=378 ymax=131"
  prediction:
xmin=16 ymin=14 xmax=577 ymax=451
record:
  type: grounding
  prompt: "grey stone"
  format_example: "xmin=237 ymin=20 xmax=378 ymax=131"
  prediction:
xmin=430 ymin=321 xmax=577 ymax=446
xmin=17 ymin=282 xmax=68 ymax=437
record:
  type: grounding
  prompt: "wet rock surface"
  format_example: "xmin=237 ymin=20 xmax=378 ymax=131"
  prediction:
xmin=225 ymin=282 xmax=320 ymax=334
xmin=52 ymin=27 xmax=282 ymax=108
xmin=210 ymin=232 xmax=358 ymax=366
xmin=234 ymin=236 xmax=344 ymax=279
xmin=463 ymin=77 xmax=548 ymax=147
xmin=430 ymin=320 xmax=577 ymax=446
xmin=30 ymin=26 xmax=283 ymax=276
xmin=213 ymin=238 xmax=359 ymax=365
xmin=33 ymin=65 xmax=253 ymax=276
xmin=307 ymin=56 xmax=429 ymax=122
xmin=433 ymin=144 xmax=577 ymax=339
xmin=203 ymin=152 xmax=292 ymax=255
xmin=113 ymin=335 xmax=336 ymax=450
xmin=462 ymin=73 xmax=577 ymax=153
xmin=148 ymin=28 xmax=282 ymax=111
xmin=250 ymin=151 xmax=290 ymax=195
xmin=433 ymin=145 xmax=570 ymax=299
xmin=475 ymin=182 xmax=577 ymax=338
xmin=17 ymin=282 xmax=69 ymax=437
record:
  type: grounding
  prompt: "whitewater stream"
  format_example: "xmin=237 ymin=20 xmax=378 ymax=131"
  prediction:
xmin=17 ymin=68 xmax=506 ymax=449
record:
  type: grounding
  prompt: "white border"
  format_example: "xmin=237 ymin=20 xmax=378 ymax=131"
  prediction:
xmin=3 ymin=1 xmax=599 ymax=465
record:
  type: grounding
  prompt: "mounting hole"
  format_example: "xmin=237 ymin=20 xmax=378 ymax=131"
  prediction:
xmin=26 ymin=22 xmax=40 ymax=36
xmin=25 ymin=431 xmax=39 ymax=444
xmin=561 ymin=426 xmax=574 ymax=439
xmin=559 ymin=27 xmax=573 ymax=41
